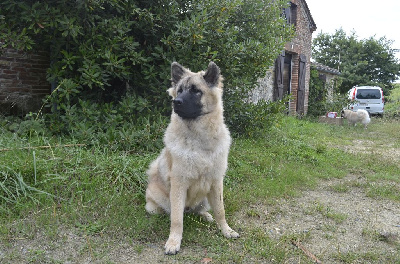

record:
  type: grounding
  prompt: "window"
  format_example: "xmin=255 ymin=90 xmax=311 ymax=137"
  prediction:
xmin=356 ymin=89 xmax=381 ymax=99
xmin=283 ymin=2 xmax=297 ymax=26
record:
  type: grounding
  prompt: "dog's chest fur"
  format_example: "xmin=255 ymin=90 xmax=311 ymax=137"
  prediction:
xmin=165 ymin=114 xmax=230 ymax=175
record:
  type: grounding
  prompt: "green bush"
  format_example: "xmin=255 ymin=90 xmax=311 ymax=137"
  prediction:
xmin=226 ymin=90 xmax=289 ymax=137
xmin=1 ymin=95 xmax=167 ymax=152
xmin=384 ymin=84 xmax=400 ymax=118
xmin=0 ymin=0 xmax=294 ymax=138
xmin=2 ymin=114 xmax=46 ymax=137
xmin=45 ymin=95 xmax=167 ymax=152
xmin=324 ymin=93 xmax=350 ymax=114
xmin=308 ymin=68 xmax=326 ymax=117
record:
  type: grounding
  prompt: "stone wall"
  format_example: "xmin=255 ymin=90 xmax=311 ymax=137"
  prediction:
xmin=250 ymin=68 xmax=274 ymax=103
xmin=0 ymin=48 xmax=51 ymax=115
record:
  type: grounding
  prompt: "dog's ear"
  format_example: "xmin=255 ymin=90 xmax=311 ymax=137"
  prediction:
xmin=171 ymin=62 xmax=186 ymax=85
xmin=203 ymin=61 xmax=220 ymax=87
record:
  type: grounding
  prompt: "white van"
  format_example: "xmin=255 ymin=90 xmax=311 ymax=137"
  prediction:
xmin=347 ymin=86 xmax=384 ymax=116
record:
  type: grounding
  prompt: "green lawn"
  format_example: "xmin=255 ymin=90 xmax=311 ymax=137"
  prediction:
xmin=1 ymin=116 xmax=399 ymax=263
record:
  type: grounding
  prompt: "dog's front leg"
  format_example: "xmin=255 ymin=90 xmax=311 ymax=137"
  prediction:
xmin=208 ymin=179 xmax=239 ymax=239
xmin=165 ymin=177 xmax=187 ymax=255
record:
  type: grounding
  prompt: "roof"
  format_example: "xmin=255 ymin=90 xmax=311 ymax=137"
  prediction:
xmin=298 ymin=0 xmax=317 ymax=32
xmin=311 ymin=62 xmax=341 ymax=75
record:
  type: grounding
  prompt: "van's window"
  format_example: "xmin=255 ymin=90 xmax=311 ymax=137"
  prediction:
xmin=356 ymin=89 xmax=381 ymax=99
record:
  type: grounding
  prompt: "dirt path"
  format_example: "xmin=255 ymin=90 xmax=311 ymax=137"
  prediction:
xmin=241 ymin=173 xmax=400 ymax=263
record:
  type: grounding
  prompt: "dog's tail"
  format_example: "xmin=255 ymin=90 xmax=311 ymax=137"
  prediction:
xmin=357 ymin=109 xmax=371 ymax=124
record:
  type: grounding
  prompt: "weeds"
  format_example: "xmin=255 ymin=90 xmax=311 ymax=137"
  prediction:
xmin=366 ymin=183 xmax=400 ymax=201
xmin=330 ymin=183 xmax=349 ymax=193
xmin=306 ymin=201 xmax=348 ymax=224
xmin=0 ymin=165 xmax=53 ymax=212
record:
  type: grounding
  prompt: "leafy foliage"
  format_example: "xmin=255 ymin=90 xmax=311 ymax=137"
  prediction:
xmin=0 ymin=0 xmax=294 ymax=137
xmin=45 ymin=95 xmax=167 ymax=152
xmin=308 ymin=68 xmax=326 ymax=116
xmin=308 ymin=68 xmax=348 ymax=116
xmin=384 ymin=83 xmax=400 ymax=118
xmin=227 ymin=95 xmax=289 ymax=137
xmin=324 ymin=93 xmax=350 ymax=115
xmin=312 ymin=29 xmax=400 ymax=94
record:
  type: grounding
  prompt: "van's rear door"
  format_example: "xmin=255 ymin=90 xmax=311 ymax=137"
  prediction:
xmin=355 ymin=89 xmax=382 ymax=105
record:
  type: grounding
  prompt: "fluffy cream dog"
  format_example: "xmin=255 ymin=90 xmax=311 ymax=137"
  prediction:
xmin=342 ymin=109 xmax=371 ymax=129
xmin=145 ymin=62 xmax=239 ymax=255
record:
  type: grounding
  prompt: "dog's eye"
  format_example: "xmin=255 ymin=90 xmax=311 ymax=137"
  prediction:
xmin=177 ymin=88 xmax=183 ymax=94
xmin=190 ymin=86 xmax=202 ymax=96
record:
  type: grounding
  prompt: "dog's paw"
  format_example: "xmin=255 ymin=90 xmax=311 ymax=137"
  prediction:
xmin=222 ymin=227 xmax=240 ymax=239
xmin=199 ymin=212 xmax=214 ymax=222
xmin=145 ymin=201 xmax=163 ymax=214
xmin=164 ymin=236 xmax=181 ymax=255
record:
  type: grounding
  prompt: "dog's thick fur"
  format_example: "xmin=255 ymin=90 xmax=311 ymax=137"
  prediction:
xmin=145 ymin=62 xmax=239 ymax=255
xmin=342 ymin=109 xmax=371 ymax=129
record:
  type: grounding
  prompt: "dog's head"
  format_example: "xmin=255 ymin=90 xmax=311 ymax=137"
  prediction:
xmin=168 ymin=62 xmax=223 ymax=119
xmin=341 ymin=110 xmax=350 ymax=118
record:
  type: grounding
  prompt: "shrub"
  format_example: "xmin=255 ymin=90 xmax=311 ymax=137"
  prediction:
xmin=0 ymin=0 xmax=294 ymax=137
xmin=324 ymin=93 xmax=350 ymax=114
xmin=226 ymin=91 xmax=289 ymax=137
xmin=308 ymin=68 xmax=326 ymax=117
xmin=44 ymin=95 xmax=168 ymax=152
xmin=384 ymin=84 xmax=400 ymax=118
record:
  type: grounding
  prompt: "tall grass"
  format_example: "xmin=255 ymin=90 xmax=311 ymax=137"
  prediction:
xmin=0 ymin=165 xmax=52 ymax=212
xmin=0 ymin=120 xmax=153 ymax=218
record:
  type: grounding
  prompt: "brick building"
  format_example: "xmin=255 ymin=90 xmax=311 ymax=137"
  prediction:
xmin=0 ymin=49 xmax=51 ymax=115
xmin=251 ymin=0 xmax=316 ymax=115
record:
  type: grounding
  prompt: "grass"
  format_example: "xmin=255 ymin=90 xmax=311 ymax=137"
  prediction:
xmin=330 ymin=183 xmax=350 ymax=193
xmin=309 ymin=201 xmax=348 ymax=224
xmin=1 ymin=116 xmax=399 ymax=263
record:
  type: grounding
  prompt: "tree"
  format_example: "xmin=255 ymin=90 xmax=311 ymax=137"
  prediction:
xmin=0 ymin=0 xmax=293 ymax=135
xmin=312 ymin=29 xmax=400 ymax=94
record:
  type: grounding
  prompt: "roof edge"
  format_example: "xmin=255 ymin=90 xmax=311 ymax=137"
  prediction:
xmin=299 ymin=0 xmax=317 ymax=32
xmin=311 ymin=62 xmax=341 ymax=75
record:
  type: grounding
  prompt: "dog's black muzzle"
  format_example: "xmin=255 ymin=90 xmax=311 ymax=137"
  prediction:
xmin=173 ymin=90 xmax=203 ymax=119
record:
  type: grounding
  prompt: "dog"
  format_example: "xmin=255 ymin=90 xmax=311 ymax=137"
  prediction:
xmin=341 ymin=109 xmax=371 ymax=129
xmin=145 ymin=61 xmax=239 ymax=255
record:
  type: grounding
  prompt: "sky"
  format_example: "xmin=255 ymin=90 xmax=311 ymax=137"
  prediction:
xmin=305 ymin=0 xmax=400 ymax=63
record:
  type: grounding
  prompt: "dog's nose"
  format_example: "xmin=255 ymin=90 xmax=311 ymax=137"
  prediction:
xmin=173 ymin=98 xmax=183 ymax=105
